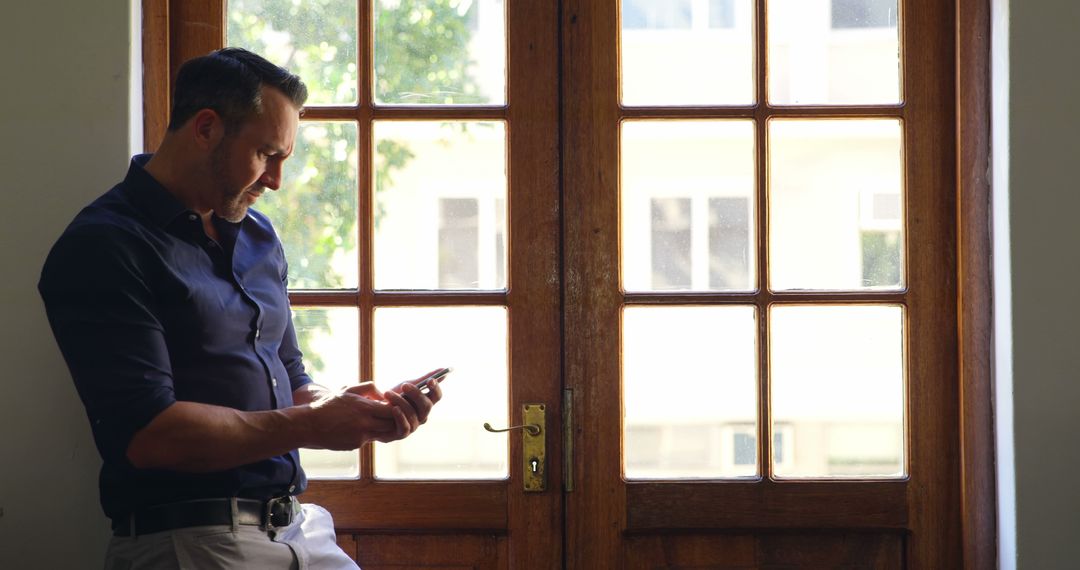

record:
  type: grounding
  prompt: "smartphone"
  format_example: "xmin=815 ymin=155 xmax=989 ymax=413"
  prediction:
xmin=415 ymin=367 xmax=452 ymax=394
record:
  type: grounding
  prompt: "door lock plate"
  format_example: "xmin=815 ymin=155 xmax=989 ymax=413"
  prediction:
xmin=522 ymin=404 xmax=546 ymax=492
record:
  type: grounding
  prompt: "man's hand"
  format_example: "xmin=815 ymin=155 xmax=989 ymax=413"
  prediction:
xmin=306 ymin=390 xmax=416 ymax=449
xmin=343 ymin=370 xmax=445 ymax=437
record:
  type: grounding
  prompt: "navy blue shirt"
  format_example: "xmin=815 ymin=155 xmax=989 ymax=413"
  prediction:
xmin=38 ymin=154 xmax=311 ymax=521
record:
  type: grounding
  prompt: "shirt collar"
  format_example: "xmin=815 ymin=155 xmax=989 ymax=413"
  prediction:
xmin=121 ymin=154 xmax=192 ymax=228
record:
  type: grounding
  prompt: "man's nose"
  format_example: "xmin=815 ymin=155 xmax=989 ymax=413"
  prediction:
xmin=260 ymin=161 xmax=282 ymax=190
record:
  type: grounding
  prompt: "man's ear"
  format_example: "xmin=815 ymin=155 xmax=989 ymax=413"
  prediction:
xmin=190 ymin=108 xmax=225 ymax=150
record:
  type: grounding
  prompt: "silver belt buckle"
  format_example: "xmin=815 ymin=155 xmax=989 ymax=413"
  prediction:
xmin=264 ymin=498 xmax=278 ymax=532
xmin=265 ymin=496 xmax=296 ymax=532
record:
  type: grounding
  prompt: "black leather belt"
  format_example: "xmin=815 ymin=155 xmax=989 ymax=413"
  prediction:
xmin=112 ymin=497 xmax=298 ymax=537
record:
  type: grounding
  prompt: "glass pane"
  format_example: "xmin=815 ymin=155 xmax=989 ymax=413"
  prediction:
xmin=374 ymin=0 xmax=506 ymax=105
xmin=621 ymin=0 xmax=754 ymax=105
xmin=227 ymin=0 xmax=358 ymax=105
xmin=292 ymin=307 xmax=360 ymax=479
xmin=622 ymin=121 xmax=755 ymax=292
xmin=261 ymin=121 xmax=358 ymax=289
xmin=769 ymin=119 xmax=903 ymax=291
xmin=649 ymin=198 xmax=692 ymax=289
xmin=624 ymin=306 xmax=758 ymax=479
xmin=373 ymin=307 xmax=508 ymax=479
xmin=373 ymin=121 xmax=507 ymax=290
xmin=770 ymin=305 xmax=905 ymax=478
xmin=767 ymin=0 xmax=900 ymax=104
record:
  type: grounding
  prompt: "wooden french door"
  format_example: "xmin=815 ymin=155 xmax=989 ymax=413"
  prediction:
xmin=563 ymin=0 xmax=960 ymax=568
xmin=154 ymin=0 xmax=965 ymax=567
xmin=160 ymin=0 xmax=563 ymax=567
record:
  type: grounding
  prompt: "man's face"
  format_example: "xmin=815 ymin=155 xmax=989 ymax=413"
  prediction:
xmin=209 ymin=87 xmax=300 ymax=222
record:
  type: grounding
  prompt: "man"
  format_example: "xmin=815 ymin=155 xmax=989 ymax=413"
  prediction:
xmin=38 ymin=48 xmax=438 ymax=569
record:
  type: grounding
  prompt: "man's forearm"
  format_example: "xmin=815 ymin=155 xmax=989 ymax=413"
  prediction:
xmin=126 ymin=401 xmax=315 ymax=473
xmin=126 ymin=388 xmax=406 ymax=473
xmin=292 ymin=382 xmax=333 ymax=406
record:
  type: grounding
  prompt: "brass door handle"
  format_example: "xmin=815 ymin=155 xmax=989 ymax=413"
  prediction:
xmin=483 ymin=422 xmax=541 ymax=436
xmin=483 ymin=404 xmax=546 ymax=492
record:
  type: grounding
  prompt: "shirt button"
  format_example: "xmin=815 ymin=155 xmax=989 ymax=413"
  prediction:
xmin=255 ymin=328 xmax=261 ymax=340
xmin=272 ymin=377 xmax=278 ymax=388
xmin=187 ymin=213 xmax=198 ymax=222
xmin=288 ymin=485 xmax=296 ymax=493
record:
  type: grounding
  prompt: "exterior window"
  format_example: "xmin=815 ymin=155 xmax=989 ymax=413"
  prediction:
xmin=494 ymin=197 xmax=506 ymax=287
xmin=650 ymin=198 xmax=693 ymax=289
xmin=436 ymin=197 xmax=506 ymax=290
xmin=831 ymin=0 xmax=898 ymax=29
xmin=708 ymin=197 xmax=750 ymax=289
xmin=709 ymin=0 xmax=736 ymax=29
xmin=439 ymin=198 xmax=480 ymax=288
xmin=647 ymin=196 xmax=751 ymax=291
xmin=859 ymin=191 xmax=903 ymax=288
xmin=623 ymin=0 xmax=736 ymax=31
xmin=861 ymin=231 xmax=902 ymax=287
xmin=622 ymin=0 xmax=692 ymax=30
xmin=730 ymin=426 xmax=790 ymax=467
xmin=733 ymin=432 xmax=755 ymax=466
xmin=625 ymin=425 xmax=663 ymax=470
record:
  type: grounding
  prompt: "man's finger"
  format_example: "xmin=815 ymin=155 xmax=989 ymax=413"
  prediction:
xmin=425 ymin=379 xmax=443 ymax=404
xmin=391 ymin=406 xmax=411 ymax=438
xmin=400 ymin=383 xmax=434 ymax=424
xmin=385 ymin=390 xmax=421 ymax=432
xmin=344 ymin=392 xmax=396 ymax=418
xmin=344 ymin=382 xmax=386 ymax=401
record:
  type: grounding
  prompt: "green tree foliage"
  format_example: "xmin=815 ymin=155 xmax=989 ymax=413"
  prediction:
xmin=374 ymin=0 xmax=482 ymax=104
xmin=227 ymin=0 xmax=479 ymax=372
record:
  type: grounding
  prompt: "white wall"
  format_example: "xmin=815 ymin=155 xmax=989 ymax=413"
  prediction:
xmin=1006 ymin=0 xmax=1080 ymax=567
xmin=2 ymin=0 xmax=1079 ymax=568
xmin=0 ymin=1 xmax=136 ymax=567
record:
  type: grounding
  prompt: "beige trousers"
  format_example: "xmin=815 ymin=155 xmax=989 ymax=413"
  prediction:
xmin=104 ymin=503 xmax=360 ymax=570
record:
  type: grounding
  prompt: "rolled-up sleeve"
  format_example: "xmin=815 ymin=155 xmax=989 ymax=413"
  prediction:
xmin=280 ymin=313 xmax=314 ymax=393
xmin=38 ymin=226 xmax=176 ymax=465
xmin=277 ymin=259 xmax=313 ymax=393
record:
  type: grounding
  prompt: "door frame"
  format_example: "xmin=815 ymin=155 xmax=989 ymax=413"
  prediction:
xmin=956 ymin=0 xmax=997 ymax=568
xmin=142 ymin=0 xmax=996 ymax=566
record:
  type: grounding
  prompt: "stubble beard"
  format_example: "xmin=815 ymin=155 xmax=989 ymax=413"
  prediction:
xmin=210 ymin=139 xmax=257 ymax=223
